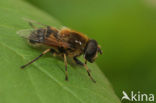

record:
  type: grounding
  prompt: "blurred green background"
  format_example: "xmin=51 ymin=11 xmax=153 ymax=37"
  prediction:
xmin=26 ymin=0 xmax=156 ymax=99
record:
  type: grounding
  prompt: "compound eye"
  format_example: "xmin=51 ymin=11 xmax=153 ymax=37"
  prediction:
xmin=84 ymin=40 xmax=98 ymax=63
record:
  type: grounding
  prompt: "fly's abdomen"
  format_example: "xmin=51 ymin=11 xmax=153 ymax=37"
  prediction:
xmin=29 ymin=28 xmax=46 ymax=44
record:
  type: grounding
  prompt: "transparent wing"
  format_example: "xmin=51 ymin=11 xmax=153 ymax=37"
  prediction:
xmin=16 ymin=29 xmax=34 ymax=39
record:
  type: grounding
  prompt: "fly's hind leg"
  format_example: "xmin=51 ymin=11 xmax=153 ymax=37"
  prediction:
xmin=50 ymin=48 xmax=57 ymax=56
xmin=21 ymin=49 xmax=51 ymax=69
xmin=23 ymin=18 xmax=48 ymax=27
xmin=28 ymin=21 xmax=37 ymax=29
xmin=73 ymin=57 xmax=96 ymax=83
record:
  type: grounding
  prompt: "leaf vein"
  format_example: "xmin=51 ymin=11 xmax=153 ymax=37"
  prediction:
xmin=0 ymin=42 xmax=85 ymax=103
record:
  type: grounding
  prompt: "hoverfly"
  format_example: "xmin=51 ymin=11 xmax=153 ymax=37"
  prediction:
xmin=18 ymin=19 xmax=102 ymax=83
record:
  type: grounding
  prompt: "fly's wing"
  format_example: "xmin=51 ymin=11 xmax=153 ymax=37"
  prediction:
xmin=16 ymin=29 xmax=34 ymax=39
xmin=43 ymin=34 xmax=70 ymax=49
xmin=17 ymin=26 xmax=71 ymax=49
xmin=17 ymin=29 xmax=45 ymax=47
xmin=17 ymin=29 xmax=70 ymax=48
xmin=17 ymin=18 xmax=47 ymax=39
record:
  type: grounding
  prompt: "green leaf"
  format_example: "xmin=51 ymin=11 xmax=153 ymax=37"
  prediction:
xmin=0 ymin=0 xmax=120 ymax=103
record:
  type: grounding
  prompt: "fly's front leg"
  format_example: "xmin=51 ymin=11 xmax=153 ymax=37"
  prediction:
xmin=84 ymin=60 xmax=96 ymax=83
xmin=73 ymin=57 xmax=96 ymax=83
xmin=73 ymin=57 xmax=84 ymax=66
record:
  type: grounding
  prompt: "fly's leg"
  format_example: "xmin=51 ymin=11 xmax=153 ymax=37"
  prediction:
xmin=21 ymin=49 xmax=51 ymax=69
xmin=23 ymin=18 xmax=48 ymax=28
xmin=73 ymin=57 xmax=84 ymax=66
xmin=73 ymin=57 xmax=96 ymax=83
xmin=64 ymin=54 xmax=68 ymax=81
